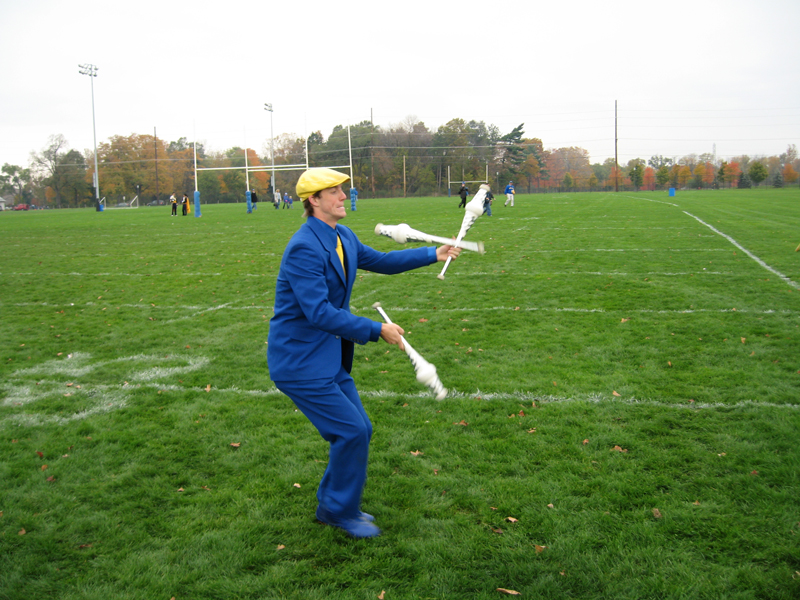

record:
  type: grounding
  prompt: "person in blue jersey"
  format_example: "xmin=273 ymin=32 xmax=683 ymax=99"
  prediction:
xmin=503 ymin=181 xmax=515 ymax=207
xmin=349 ymin=185 xmax=358 ymax=211
xmin=267 ymin=168 xmax=460 ymax=538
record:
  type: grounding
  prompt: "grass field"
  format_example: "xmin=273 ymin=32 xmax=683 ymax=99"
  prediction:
xmin=2 ymin=188 xmax=799 ymax=599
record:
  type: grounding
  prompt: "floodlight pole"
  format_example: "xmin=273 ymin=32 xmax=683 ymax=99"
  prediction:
xmin=79 ymin=63 xmax=100 ymax=201
xmin=264 ymin=103 xmax=275 ymax=193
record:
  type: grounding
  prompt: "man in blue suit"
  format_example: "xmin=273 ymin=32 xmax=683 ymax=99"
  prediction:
xmin=267 ymin=168 xmax=460 ymax=538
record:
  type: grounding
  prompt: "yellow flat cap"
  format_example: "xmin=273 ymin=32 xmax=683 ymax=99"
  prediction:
xmin=296 ymin=168 xmax=350 ymax=200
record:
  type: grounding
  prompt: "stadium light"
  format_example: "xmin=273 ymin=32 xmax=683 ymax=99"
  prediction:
xmin=264 ymin=103 xmax=275 ymax=194
xmin=78 ymin=63 xmax=100 ymax=203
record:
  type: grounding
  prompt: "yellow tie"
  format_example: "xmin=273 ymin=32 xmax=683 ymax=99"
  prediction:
xmin=336 ymin=234 xmax=346 ymax=277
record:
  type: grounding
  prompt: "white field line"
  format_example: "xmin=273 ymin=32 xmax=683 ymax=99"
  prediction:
xmin=6 ymin=301 xmax=796 ymax=315
xmin=682 ymin=211 xmax=800 ymax=290
xmin=353 ymin=306 xmax=794 ymax=315
xmin=621 ymin=194 xmax=799 ymax=290
xmin=4 ymin=381 xmax=798 ymax=429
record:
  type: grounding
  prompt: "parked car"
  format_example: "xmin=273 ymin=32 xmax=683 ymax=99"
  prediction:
xmin=13 ymin=204 xmax=29 ymax=211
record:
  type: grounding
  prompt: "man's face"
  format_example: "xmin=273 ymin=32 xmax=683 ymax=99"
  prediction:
xmin=312 ymin=185 xmax=347 ymax=226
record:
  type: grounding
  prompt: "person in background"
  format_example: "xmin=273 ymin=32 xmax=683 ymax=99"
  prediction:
xmin=458 ymin=182 xmax=468 ymax=208
xmin=483 ymin=188 xmax=494 ymax=216
xmin=350 ymin=186 xmax=358 ymax=211
xmin=170 ymin=193 xmax=178 ymax=216
xmin=274 ymin=188 xmax=282 ymax=209
xmin=504 ymin=181 xmax=515 ymax=207
xmin=251 ymin=189 xmax=259 ymax=210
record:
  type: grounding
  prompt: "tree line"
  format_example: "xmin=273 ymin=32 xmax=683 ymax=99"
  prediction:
xmin=2 ymin=119 xmax=798 ymax=208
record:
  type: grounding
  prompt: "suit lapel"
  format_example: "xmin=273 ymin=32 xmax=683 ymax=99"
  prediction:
xmin=306 ymin=217 xmax=347 ymax=286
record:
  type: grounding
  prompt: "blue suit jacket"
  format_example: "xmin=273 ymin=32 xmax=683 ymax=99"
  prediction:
xmin=267 ymin=216 xmax=436 ymax=382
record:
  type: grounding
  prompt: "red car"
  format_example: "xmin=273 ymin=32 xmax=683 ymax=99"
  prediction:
xmin=13 ymin=204 xmax=29 ymax=211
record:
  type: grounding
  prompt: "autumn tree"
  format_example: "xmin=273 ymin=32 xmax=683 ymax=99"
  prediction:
xmin=548 ymin=147 xmax=592 ymax=189
xmin=30 ymin=135 xmax=91 ymax=207
xmin=562 ymin=172 xmax=574 ymax=189
xmin=520 ymin=137 xmax=547 ymax=191
xmin=677 ymin=165 xmax=692 ymax=188
xmin=692 ymin=163 xmax=706 ymax=188
xmin=643 ymin=166 xmax=655 ymax=190
xmin=782 ymin=163 xmax=798 ymax=185
xmin=702 ymin=161 xmax=716 ymax=187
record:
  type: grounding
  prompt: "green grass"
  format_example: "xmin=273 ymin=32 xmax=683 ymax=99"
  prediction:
xmin=1 ymin=189 xmax=800 ymax=599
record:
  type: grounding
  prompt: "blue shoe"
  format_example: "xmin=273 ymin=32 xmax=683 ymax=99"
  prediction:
xmin=316 ymin=506 xmax=381 ymax=538
xmin=360 ymin=511 xmax=375 ymax=522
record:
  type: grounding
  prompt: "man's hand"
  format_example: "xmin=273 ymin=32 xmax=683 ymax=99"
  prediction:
xmin=436 ymin=244 xmax=462 ymax=262
xmin=380 ymin=323 xmax=405 ymax=351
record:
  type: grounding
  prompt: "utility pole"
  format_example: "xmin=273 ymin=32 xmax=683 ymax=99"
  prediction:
xmin=154 ymin=127 xmax=159 ymax=200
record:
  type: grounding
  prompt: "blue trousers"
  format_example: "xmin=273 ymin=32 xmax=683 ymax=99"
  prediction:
xmin=274 ymin=366 xmax=372 ymax=519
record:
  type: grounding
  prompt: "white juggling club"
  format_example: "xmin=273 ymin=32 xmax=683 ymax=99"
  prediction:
xmin=438 ymin=185 xmax=489 ymax=280
xmin=372 ymin=302 xmax=447 ymax=400
xmin=374 ymin=223 xmax=485 ymax=254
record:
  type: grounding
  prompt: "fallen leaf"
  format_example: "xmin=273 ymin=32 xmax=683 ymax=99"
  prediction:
xmin=454 ymin=420 xmax=468 ymax=426
xmin=293 ymin=483 xmax=301 ymax=488
xmin=377 ymin=591 xmax=386 ymax=600
xmin=497 ymin=589 xmax=521 ymax=595
xmin=276 ymin=544 xmax=286 ymax=551
xmin=741 ymin=337 xmax=746 ymax=344
xmin=547 ymin=503 xmax=554 ymax=509
xmin=19 ymin=528 xmax=26 ymax=535
xmin=79 ymin=543 xmax=93 ymax=549
xmin=534 ymin=544 xmax=547 ymax=553
xmin=230 ymin=442 xmax=241 ymax=448
xmin=418 ymin=318 xmax=428 ymax=323
xmin=621 ymin=318 xmax=629 ymax=323
xmin=612 ymin=391 xmax=621 ymax=397
xmin=41 ymin=465 xmax=48 ymax=471
xmin=527 ymin=429 xmax=537 ymax=434
xmin=506 ymin=517 xmax=518 ymax=523
xmin=560 ymin=571 xmax=566 ymax=576
xmin=693 ymin=501 xmax=700 ymax=506
xmin=36 ymin=451 xmax=44 ymax=458
xmin=518 ymin=410 xmax=524 ymax=417
xmin=46 ymin=476 xmax=55 ymax=482
xmin=668 ymin=361 xmax=672 ymax=367
xmin=751 ymin=470 xmax=758 ymax=476
xmin=177 ymin=488 xmax=184 ymax=492
xmin=718 ymin=452 xmax=726 ymax=457
xmin=582 ymin=439 xmax=589 ymax=445
xmin=492 ymin=527 xmax=504 ymax=534
xmin=205 ymin=384 xmax=211 ymax=392
xmin=653 ymin=508 xmax=662 ymax=519
xmin=611 ymin=445 xmax=628 ymax=453
xmin=410 ymin=450 xmax=423 ymax=456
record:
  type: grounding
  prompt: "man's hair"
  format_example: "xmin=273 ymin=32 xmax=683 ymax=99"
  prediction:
xmin=303 ymin=191 xmax=321 ymax=218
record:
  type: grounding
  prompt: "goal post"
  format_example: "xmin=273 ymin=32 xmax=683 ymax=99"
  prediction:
xmin=447 ymin=164 xmax=489 ymax=197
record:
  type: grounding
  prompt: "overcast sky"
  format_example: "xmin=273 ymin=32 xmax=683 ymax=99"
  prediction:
xmin=2 ymin=0 xmax=799 ymax=170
